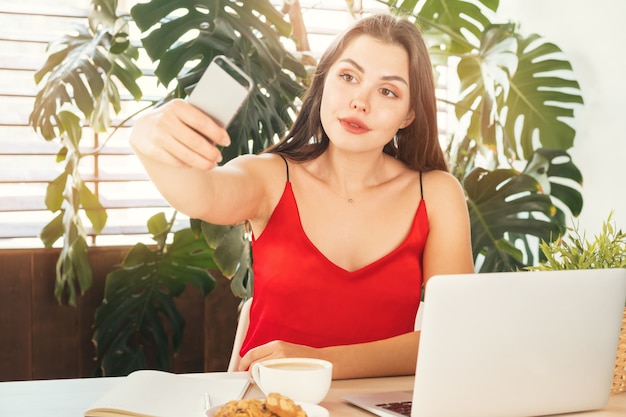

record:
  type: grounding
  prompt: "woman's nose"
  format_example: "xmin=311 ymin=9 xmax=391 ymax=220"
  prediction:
xmin=351 ymin=91 xmax=370 ymax=113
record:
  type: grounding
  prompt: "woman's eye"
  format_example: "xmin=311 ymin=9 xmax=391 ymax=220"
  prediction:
xmin=340 ymin=73 xmax=355 ymax=82
xmin=381 ymin=88 xmax=398 ymax=98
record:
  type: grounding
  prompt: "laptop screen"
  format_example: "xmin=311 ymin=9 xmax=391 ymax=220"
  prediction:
xmin=344 ymin=269 xmax=626 ymax=417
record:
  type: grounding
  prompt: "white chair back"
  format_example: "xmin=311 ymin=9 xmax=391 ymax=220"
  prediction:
xmin=227 ymin=297 xmax=253 ymax=372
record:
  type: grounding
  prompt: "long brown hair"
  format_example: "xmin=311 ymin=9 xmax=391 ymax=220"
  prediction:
xmin=265 ymin=13 xmax=447 ymax=172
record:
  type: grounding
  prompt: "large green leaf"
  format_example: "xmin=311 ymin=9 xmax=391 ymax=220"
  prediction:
xmin=454 ymin=28 xmax=583 ymax=169
xmin=456 ymin=24 xmax=518 ymax=153
xmin=465 ymin=167 xmax=563 ymax=272
xmin=92 ymin=218 xmax=217 ymax=376
xmin=30 ymin=1 xmax=142 ymax=141
xmin=503 ymin=34 xmax=584 ymax=160
xmin=201 ymin=222 xmax=252 ymax=299
xmin=54 ymin=234 xmax=92 ymax=306
xmin=162 ymin=229 xmax=218 ymax=294
xmin=79 ymin=182 xmax=107 ymax=234
xmin=385 ymin=0 xmax=499 ymax=54
xmin=131 ymin=0 xmax=306 ymax=161
xmin=522 ymin=148 xmax=583 ymax=225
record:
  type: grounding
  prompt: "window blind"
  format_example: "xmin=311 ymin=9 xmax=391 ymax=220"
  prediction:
xmin=1 ymin=0 xmax=449 ymax=249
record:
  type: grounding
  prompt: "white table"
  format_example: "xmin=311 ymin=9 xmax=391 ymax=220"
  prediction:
xmin=1 ymin=372 xmax=625 ymax=416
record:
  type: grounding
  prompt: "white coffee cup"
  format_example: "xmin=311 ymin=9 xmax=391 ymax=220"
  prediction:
xmin=251 ymin=357 xmax=333 ymax=404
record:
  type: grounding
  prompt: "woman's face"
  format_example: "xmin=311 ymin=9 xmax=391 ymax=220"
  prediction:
xmin=320 ymin=34 xmax=415 ymax=154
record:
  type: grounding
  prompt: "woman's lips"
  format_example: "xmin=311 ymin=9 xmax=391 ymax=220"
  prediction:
xmin=339 ymin=117 xmax=371 ymax=134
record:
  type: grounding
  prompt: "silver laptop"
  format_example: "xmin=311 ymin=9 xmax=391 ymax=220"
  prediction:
xmin=344 ymin=269 xmax=626 ymax=417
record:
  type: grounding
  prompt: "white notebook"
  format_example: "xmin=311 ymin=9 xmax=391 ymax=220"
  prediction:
xmin=84 ymin=370 xmax=250 ymax=417
xmin=344 ymin=269 xmax=626 ymax=417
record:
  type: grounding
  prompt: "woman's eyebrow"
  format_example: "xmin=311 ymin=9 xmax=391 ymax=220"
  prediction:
xmin=338 ymin=58 xmax=408 ymax=86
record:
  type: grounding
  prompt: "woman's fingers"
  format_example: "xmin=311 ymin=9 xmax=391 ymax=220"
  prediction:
xmin=238 ymin=341 xmax=317 ymax=372
xmin=150 ymin=104 xmax=223 ymax=169
xmin=130 ymin=99 xmax=231 ymax=170
xmin=170 ymin=99 xmax=231 ymax=147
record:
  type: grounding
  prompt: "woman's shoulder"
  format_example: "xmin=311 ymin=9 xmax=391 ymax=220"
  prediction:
xmin=422 ymin=169 xmax=463 ymax=187
xmin=225 ymin=152 xmax=288 ymax=178
xmin=221 ymin=153 xmax=292 ymax=225
xmin=227 ymin=151 xmax=282 ymax=165
xmin=421 ymin=169 xmax=466 ymax=201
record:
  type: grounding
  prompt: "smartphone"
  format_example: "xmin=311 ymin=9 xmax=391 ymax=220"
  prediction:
xmin=187 ymin=55 xmax=254 ymax=128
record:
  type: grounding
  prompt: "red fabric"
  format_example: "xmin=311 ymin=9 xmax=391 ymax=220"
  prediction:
xmin=240 ymin=182 xmax=428 ymax=356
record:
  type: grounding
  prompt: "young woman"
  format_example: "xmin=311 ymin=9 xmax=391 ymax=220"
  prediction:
xmin=129 ymin=13 xmax=474 ymax=379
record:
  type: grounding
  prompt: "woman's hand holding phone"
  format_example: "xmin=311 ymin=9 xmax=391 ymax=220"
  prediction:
xmin=187 ymin=55 xmax=253 ymax=129
xmin=130 ymin=99 xmax=230 ymax=171
xmin=131 ymin=56 xmax=252 ymax=171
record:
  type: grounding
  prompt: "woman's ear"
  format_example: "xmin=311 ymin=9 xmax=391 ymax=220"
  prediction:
xmin=399 ymin=110 xmax=415 ymax=129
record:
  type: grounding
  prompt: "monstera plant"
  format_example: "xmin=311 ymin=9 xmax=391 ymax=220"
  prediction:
xmin=380 ymin=0 xmax=584 ymax=271
xmin=30 ymin=0 xmax=305 ymax=375
xmin=129 ymin=0 xmax=307 ymax=299
xmin=30 ymin=0 xmax=584 ymax=374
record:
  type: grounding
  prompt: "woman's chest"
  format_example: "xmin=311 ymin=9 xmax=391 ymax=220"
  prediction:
xmin=296 ymin=191 xmax=425 ymax=272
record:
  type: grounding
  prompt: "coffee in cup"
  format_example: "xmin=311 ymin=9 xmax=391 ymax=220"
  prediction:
xmin=251 ymin=358 xmax=333 ymax=404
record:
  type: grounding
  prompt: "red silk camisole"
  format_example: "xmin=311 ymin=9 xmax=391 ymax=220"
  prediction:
xmin=239 ymin=159 xmax=429 ymax=356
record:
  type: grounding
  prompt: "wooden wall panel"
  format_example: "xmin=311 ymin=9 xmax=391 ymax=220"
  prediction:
xmin=0 ymin=250 xmax=33 ymax=381
xmin=31 ymin=249 xmax=88 ymax=380
xmin=171 ymin=285 xmax=210 ymax=374
xmin=0 ymin=247 xmax=239 ymax=382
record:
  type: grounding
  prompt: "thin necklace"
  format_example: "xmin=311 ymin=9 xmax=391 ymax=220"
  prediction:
xmin=328 ymin=186 xmax=355 ymax=203
xmin=325 ymin=158 xmax=385 ymax=203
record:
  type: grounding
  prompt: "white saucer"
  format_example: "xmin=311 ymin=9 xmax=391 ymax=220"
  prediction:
xmin=299 ymin=402 xmax=330 ymax=417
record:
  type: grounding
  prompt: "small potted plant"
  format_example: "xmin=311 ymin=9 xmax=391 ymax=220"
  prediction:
xmin=528 ymin=211 xmax=626 ymax=394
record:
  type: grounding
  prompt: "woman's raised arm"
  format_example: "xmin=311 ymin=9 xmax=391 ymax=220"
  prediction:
xmin=129 ymin=99 xmax=268 ymax=225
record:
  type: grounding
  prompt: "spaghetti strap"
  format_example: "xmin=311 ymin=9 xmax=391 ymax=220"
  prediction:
xmin=279 ymin=154 xmax=290 ymax=182
xmin=419 ymin=171 xmax=423 ymax=200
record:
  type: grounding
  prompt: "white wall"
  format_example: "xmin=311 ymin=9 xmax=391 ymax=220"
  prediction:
xmin=496 ymin=0 xmax=626 ymax=235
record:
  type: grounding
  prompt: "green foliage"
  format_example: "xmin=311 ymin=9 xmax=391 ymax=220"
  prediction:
xmin=30 ymin=0 xmax=141 ymax=140
xmin=502 ymin=35 xmax=583 ymax=160
xmin=92 ymin=213 xmax=217 ymax=376
xmin=38 ymin=111 xmax=107 ymax=306
xmin=30 ymin=0 xmax=305 ymax=374
xmin=396 ymin=0 xmax=499 ymax=54
xmin=130 ymin=0 xmax=307 ymax=160
xmin=29 ymin=0 xmax=142 ymax=305
xmin=529 ymin=212 xmax=626 ymax=272
xmin=465 ymin=149 xmax=583 ymax=272
xmin=385 ymin=0 xmax=584 ymax=169
xmin=197 ymin=221 xmax=253 ymax=299
xmin=465 ymin=168 xmax=562 ymax=272
xmin=522 ymin=148 xmax=584 ymax=225
xmin=379 ymin=0 xmax=585 ymax=271
xmin=128 ymin=0 xmax=308 ymax=301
